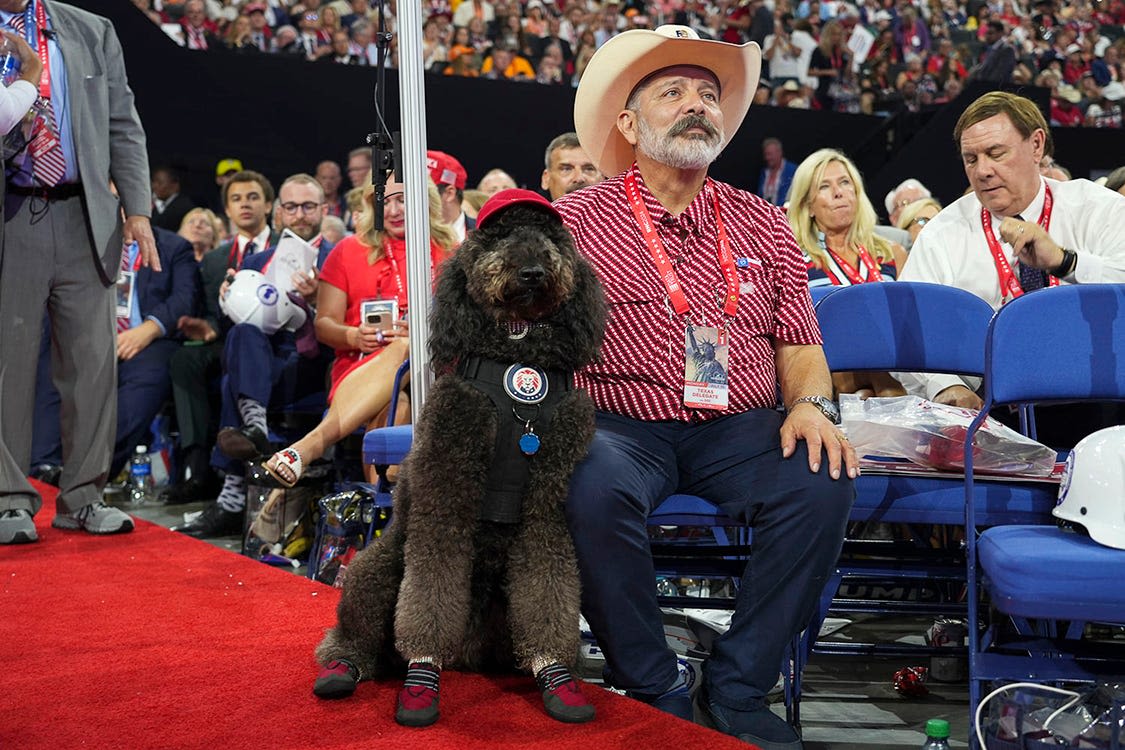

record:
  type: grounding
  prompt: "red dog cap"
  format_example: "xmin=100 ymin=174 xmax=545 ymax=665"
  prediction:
xmin=476 ymin=189 xmax=561 ymax=230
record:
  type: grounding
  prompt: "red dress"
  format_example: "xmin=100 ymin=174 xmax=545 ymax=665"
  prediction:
xmin=317 ymin=234 xmax=451 ymax=399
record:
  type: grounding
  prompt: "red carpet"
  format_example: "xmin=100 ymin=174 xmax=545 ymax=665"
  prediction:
xmin=1 ymin=482 xmax=752 ymax=750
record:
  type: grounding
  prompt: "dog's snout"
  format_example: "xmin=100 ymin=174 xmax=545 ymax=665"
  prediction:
xmin=518 ymin=265 xmax=546 ymax=286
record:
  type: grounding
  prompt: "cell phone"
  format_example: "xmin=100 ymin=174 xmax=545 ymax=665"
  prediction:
xmin=361 ymin=300 xmax=398 ymax=332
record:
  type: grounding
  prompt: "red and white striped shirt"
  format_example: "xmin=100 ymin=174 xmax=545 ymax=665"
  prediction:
xmin=555 ymin=165 xmax=822 ymax=423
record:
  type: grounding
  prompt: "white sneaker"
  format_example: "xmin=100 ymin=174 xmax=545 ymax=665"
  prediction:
xmin=52 ymin=502 xmax=134 ymax=535
xmin=0 ymin=509 xmax=38 ymax=544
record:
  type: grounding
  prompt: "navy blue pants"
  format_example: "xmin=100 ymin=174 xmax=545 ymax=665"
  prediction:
xmin=210 ymin=323 xmax=329 ymax=476
xmin=564 ymin=409 xmax=854 ymax=712
xmin=32 ymin=329 xmax=179 ymax=479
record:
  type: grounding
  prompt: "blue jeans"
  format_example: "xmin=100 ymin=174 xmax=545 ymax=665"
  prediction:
xmin=564 ymin=408 xmax=854 ymax=711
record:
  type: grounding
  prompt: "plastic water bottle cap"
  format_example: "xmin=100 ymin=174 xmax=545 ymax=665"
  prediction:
xmin=925 ymin=719 xmax=950 ymax=739
xmin=136 ymin=445 xmax=148 ymax=454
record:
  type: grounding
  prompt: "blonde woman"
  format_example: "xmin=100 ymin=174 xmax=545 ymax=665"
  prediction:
xmin=895 ymin=197 xmax=942 ymax=245
xmin=264 ymin=177 xmax=457 ymax=486
xmin=788 ymin=148 xmax=907 ymax=397
xmin=177 ymin=207 xmax=224 ymax=262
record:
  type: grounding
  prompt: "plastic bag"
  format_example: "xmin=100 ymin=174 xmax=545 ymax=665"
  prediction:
xmin=986 ymin=682 xmax=1124 ymax=748
xmin=310 ymin=488 xmax=379 ymax=587
xmin=840 ymin=394 xmax=1057 ymax=476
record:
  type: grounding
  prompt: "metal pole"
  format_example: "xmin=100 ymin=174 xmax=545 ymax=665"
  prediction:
xmin=395 ymin=0 xmax=432 ymax=413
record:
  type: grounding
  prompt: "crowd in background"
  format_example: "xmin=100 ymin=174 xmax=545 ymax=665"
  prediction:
xmin=134 ymin=0 xmax=1123 ymax=123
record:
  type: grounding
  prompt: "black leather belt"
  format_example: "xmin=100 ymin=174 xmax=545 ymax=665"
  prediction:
xmin=7 ymin=183 xmax=83 ymax=200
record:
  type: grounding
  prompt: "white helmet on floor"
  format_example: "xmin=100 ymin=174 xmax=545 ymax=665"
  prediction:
xmin=1053 ymin=425 xmax=1125 ymax=550
xmin=219 ymin=269 xmax=306 ymax=336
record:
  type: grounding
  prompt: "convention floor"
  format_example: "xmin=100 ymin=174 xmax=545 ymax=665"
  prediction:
xmin=124 ymin=490 xmax=972 ymax=749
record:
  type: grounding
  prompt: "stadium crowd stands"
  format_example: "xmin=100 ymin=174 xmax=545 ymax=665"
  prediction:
xmin=137 ymin=0 xmax=1124 ymax=123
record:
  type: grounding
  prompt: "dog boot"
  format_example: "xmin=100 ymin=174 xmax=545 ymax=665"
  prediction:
xmin=535 ymin=663 xmax=596 ymax=723
xmin=313 ymin=659 xmax=358 ymax=699
xmin=395 ymin=662 xmax=441 ymax=727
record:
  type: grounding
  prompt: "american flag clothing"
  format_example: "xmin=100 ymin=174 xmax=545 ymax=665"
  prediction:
xmin=806 ymin=252 xmax=897 ymax=287
xmin=554 ymin=164 xmax=822 ymax=423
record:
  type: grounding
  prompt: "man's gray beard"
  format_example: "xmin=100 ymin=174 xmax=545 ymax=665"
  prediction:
xmin=636 ymin=116 xmax=725 ymax=170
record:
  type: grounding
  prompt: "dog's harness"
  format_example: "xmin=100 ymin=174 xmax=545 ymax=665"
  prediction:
xmin=456 ymin=356 xmax=574 ymax=524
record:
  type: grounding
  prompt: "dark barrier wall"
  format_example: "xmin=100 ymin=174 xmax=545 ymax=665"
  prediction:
xmin=78 ymin=0 xmax=886 ymax=205
xmin=868 ymin=84 xmax=1125 ymax=209
xmin=75 ymin=0 xmax=1125 ymax=210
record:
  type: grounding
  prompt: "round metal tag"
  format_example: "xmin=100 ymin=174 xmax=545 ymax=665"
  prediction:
xmin=503 ymin=364 xmax=549 ymax=405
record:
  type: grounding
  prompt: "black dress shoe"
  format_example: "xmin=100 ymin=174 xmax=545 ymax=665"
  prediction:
xmin=173 ymin=502 xmax=245 ymax=538
xmin=160 ymin=477 xmax=221 ymax=505
xmin=30 ymin=463 xmax=63 ymax=487
xmin=217 ymin=426 xmax=272 ymax=460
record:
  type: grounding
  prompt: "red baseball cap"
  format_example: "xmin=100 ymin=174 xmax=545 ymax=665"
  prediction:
xmin=476 ymin=189 xmax=561 ymax=229
xmin=426 ymin=150 xmax=467 ymax=190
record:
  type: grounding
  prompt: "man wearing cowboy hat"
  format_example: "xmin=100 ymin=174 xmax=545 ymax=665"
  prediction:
xmin=556 ymin=24 xmax=856 ymax=750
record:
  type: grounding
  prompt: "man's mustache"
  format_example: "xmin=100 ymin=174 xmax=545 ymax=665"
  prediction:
xmin=668 ymin=115 xmax=720 ymax=139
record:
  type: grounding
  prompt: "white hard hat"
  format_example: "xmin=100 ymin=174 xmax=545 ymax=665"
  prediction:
xmin=1053 ymin=425 xmax=1125 ymax=550
xmin=219 ymin=269 xmax=306 ymax=336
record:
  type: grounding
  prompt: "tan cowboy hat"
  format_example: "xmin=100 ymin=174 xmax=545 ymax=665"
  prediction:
xmin=574 ymin=25 xmax=761 ymax=178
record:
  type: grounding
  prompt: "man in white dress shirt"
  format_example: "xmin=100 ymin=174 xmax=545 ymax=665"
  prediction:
xmin=899 ymin=91 xmax=1125 ymax=419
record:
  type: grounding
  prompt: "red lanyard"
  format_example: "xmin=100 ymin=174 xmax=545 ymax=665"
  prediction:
xmin=29 ymin=2 xmax=51 ymax=100
xmin=384 ymin=240 xmax=406 ymax=302
xmin=980 ymin=184 xmax=1059 ymax=302
xmin=624 ymin=170 xmax=739 ymax=319
xmin=227 ymin=235 xmax=254 ymax=270
xmin=826 ymin=244 xmax=883 ymax=285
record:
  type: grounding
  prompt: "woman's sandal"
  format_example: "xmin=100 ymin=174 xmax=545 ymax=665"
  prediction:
xmin=264 ymin=448 xmax=303 ymax=489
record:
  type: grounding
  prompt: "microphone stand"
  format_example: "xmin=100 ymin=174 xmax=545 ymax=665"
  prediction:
xmin=369 ymin=0 xmax=400 ymax=231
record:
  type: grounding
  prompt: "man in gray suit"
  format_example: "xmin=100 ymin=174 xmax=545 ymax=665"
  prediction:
xmin=0 ymin=0 xmax=158 ymax=544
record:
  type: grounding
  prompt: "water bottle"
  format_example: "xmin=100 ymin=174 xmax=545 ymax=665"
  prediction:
xmin=0 ymin=36 xmax=19 ymax=84
xmin=922 ymin=718 xmax=951 ymax=749
xmin=129 ymin=445 xmax=155 ymax=505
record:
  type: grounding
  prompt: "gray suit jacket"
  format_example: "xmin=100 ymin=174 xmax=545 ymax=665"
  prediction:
xmin=10 ymin=2 xmax=151 ymax=285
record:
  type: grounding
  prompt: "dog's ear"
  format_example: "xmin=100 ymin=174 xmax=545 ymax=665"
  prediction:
xmin=553 ymin=241 xmax=608 ymax=368
xmin=428 ymin=253 xmax=487 ymax=373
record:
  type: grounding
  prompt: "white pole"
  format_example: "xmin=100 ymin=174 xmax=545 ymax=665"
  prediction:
xmin=395 ymin=0 xmax=432 ymax=413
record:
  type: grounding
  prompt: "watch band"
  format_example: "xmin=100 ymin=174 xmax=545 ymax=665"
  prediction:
xmin=788 ymin=395 xmax=841 ymax=424
xmin=1050 ymin=248 xmax=1077 ymax=278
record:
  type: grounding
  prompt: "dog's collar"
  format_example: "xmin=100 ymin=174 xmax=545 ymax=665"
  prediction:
xmin=499 ymin=320 xmax=553 ymax=340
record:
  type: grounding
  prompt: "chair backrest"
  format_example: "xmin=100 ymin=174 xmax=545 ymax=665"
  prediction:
xmin=815 ymin=281 xmax=995 ymax=375
xmin=984 ymin=284 xmax=1125 ymax=406
xmin=809 ymin=285 xmax=839 ymax=306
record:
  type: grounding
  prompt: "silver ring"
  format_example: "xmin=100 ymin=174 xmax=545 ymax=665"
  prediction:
xmin=376 ymin=331 xmax=386 ymax=345
xmin=1018 ymin=226 xmax=1025 ymax=234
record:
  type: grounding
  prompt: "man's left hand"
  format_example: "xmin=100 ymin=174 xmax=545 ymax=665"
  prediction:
xmin=117 ymin=321 xmax=160 ymax=361
xmin=292 ymin=268 xmax=318 ymax=299
xmin=124 ymin=215 xmax=161 ymax=272
xmin=780 ymin=403 xmax=859 ymax=480
xmin=998 ymin=216 xmax=1064 ymax=271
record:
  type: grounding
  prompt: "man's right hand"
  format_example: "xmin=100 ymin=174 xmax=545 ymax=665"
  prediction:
xmin=177 ymin=315 xmax=218 ymax=343
xmin=934 ymin=384 xmax=982 ymax=410
xmin=2 ymin=31 xmax=43 ymax=86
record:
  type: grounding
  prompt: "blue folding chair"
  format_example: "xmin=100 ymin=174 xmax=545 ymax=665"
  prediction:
xmin=808 ymin=281 xmax=1060 ymax=662
xmin=965 ymin=284 xmax=1125 ymax=748
xmin=648 ymin=495 xmax=805 ymax=724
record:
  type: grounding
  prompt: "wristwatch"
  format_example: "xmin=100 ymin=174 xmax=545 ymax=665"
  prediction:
xmin=789 ymin=395 xmax=841 ymax=425
xmin=1050 ymin=248 xmax=1078 ymax=278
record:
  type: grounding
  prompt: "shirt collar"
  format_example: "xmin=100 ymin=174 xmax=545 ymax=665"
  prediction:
xmin=239 ymin=226 xmax=271 ymax=252
xmin=988 ymin=176 xmax=1046 ymax=231
xmin=451 ymin=211 xmax=467 ymax=242
xmin=629 ymin=163 xmax=710 ymax=235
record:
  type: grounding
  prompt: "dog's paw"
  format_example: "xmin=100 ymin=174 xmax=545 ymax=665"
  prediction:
xmin=313 ymin=659 xmax=358 ymax=699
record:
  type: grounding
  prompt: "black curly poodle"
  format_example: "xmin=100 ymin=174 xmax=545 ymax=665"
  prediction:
xmin=312 ymin=194 xmax=607 ymax=727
